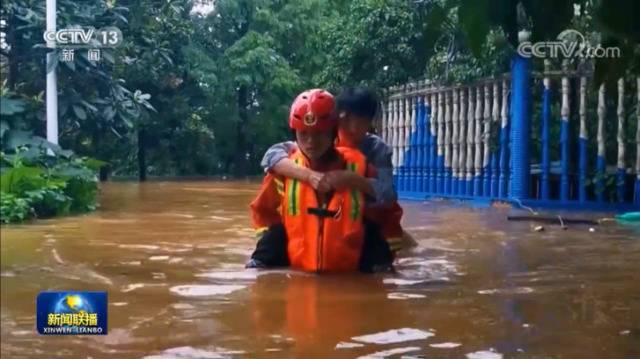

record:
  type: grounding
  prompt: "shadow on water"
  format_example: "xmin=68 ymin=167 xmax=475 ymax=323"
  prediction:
xmin=1 ymin=181 xmax=639 ymax=358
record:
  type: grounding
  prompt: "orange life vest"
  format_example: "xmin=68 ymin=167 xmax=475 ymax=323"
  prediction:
xmin=336 ymin=133 xmax=405 ymax=252
xmin=282 ymin=147 xmax=367 ymax=272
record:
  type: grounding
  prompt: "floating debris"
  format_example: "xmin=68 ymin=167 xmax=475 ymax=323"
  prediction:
xmin=121 ymin=261 xmax=142 ymax=266
xmin=335 ymin=342 xmax=365 ymax=349
xmin=169 ymin=284 xmax=245 ymax=297
xmin=142 ymin=346 xmax=245 ymax=359
xmin=118 ymin=244 xmax=160 ymax=251
xmin=356 ymin=346 xmax=421 ymax=358
xmin=466 ymin=350 xmax=503 ymax=359
xmin=383 ymin=279 xmax=426 ymax=286
xmin=430 ymin=342 xmax=461 ymax=348
xmin=477 ymin=287 xmax=534 ymax=295
xmin=351 ymin=328 xmax=434 ymax=344
xmin=149 ymin=256 xmax=170 ymax=261
xmin=195 ymin=271 xmax=260 ymax=280
xmin=387 ymin=292 xmax=426 ymax=300
xmin=171 ymin=303 xmax=195 ymax=310
xmin=122 ymin=283 xmax=166 ymax=293
xmin=51 ymin=249 xmax=65 ymax=265
xmin=152 ymin=272 xmax=166 ymax=280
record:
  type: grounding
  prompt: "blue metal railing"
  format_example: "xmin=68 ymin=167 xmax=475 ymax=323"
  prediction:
xmin=383 ymin=56 xmax=639 ymax=211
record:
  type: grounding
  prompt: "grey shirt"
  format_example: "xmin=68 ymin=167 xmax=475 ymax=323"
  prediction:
xmin=260 ymin=133 xmax=397 ymax=206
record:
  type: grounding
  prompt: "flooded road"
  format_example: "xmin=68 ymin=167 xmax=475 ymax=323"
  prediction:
xmin=1 ymin=181 xmax=639 ymax=358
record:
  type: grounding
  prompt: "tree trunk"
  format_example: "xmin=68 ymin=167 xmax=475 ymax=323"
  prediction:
xmin=233 ymin=85 xmax=249 ymax=178
xmin=92 ymin=123 xmax=109 ymax=182
xmin=5 ymin=17 xmax=18 ymax=89
xmin=138 ymin=127 xmax=147 ymax=182
xmin=99 ymin=166 xmax=109 ymax=181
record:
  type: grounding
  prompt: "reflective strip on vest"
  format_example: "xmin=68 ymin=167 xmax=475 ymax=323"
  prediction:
xmin=348 ymin=162 xmax=360 ymax=221
xmin=387 ymin=237 xmax=404 ymax=251
xmin=287 ymin=158 xmax=301 ymax=216
xmin=255 ymin=227 xmax=269 ymax=238
xmin=274 ymin=178 xmax=284 ymax=195
xmin=288 ymin=179 xmax=300 ymax=215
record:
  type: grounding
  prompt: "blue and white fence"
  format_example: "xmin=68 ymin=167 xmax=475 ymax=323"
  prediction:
xmin=382 ymin=77 xmax=511 ymax=200
xmin=381 ymin=57 xmax=640 ymax=211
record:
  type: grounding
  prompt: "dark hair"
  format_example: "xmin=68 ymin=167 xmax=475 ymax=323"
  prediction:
xmin=336 ymin=87 xmax=379 ymax=120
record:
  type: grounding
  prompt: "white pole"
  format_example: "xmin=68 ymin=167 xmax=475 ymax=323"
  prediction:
xmin=437 ymin=91 xmax=444 ymax=166
xmin=398 ymin=87 xmax=406 ymax=168
xmin=483 ymin=84 xmax=491 ymax=170
xmin=466 ymin=87 xmax=475 ymax=185
xmin=392 ymin=92 xmax=399 ymax=171
xmin=444 ymin=90 xmax=451 ymax=172
xmin=46 ymin=0 xmax=58 ymax=148
xmin=636 ymin=77 xmax=640 ymax=185
xmin=459 ymin=88 xmax=467 ymax=183
xmin=452 ymin=89 xmax=459 ymax=181
xmin=597 ymin=84 xmax=606 ymax=163
xmin=474 ymin=86 xmax=483 ymax=182
xmin=617 ymin=78 xmax=625 ymax=172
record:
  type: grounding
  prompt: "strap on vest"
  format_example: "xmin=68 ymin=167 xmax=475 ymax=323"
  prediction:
xmin=307 ymin=207 xmax=339 ymax=218
xmin=307 ymin=196 xmax=343 ymax=219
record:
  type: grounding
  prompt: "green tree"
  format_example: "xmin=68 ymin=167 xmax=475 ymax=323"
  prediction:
xmin=2 ymin=0 xmax=636 ymax=182
xmin=191 ymin=0 xmax=336 ymax=176
xmin=315 ymin=0 xmax=434 ymax=89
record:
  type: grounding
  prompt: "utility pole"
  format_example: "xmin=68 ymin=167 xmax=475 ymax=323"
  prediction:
xmin=46 ymin=0 xmax=58 ymax=149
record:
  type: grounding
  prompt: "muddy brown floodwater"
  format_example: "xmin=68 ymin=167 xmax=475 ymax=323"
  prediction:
xmin=1 ymin=181 xmax=639 ymax=358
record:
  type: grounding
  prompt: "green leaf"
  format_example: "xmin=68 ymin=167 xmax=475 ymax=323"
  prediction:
xmin=142 ymin=102 xmax=156 ymax=112
xmin=102 ymin=51 xmax=115 ymax=64
xmin=58 ymin=149 xmax=74 ymax=158
xmin=113 ymin=12 xmax=129 ymax=24
xmin=80 ymin=100 xmax=98 ymax=113
xmin=72 ymin=105 xmax=87 ymax=120
xmin=84 ymin=158 xmax=107 ymax=171
xmin=103 ymin=106 xmax=116 ymax=121
xmin=1 ymin=166 xmax=44 ymax=194
xmin=0 ymin=98 xmax=26 ymax=115
xmin=0 ymin=120 xmax=8 ymax=139
xmin=63 ymin=59 xmax=76 ymax=71
xmin=4 ymin=130 xmax=36 ymax=149
xmin=159 ymin=51 xmax=174 ymax=65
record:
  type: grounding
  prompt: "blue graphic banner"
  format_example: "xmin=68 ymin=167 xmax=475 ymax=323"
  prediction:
xmin=36 ymin=291 xmax=108 ymax=335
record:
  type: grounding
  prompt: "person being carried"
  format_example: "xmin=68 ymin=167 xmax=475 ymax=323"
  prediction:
xmin=247 ymin=89 xmax=393 ymax=272
xmin=258 ymin=87 xmax=412 ymax=258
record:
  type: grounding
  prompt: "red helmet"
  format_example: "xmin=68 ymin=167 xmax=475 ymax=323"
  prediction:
xmin=288 ymin=89 xmax=337 ymax=131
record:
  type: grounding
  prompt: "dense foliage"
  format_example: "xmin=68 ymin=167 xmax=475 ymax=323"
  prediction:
xmin=0 ymin=0 xmax=638 ymax=221
xmin=2 ymin=0 xmax=637 ymax=177
xmin=0 ymin=137 xmax=102 ymax=223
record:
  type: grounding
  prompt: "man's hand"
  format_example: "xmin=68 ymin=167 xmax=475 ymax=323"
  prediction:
xmin=307 ymin=170 xmax=332 ymax=193
xmin=323 ymin=170 xmax=357 ymax=190
xmin=324 ymin=170 xmax=375 ymax=196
